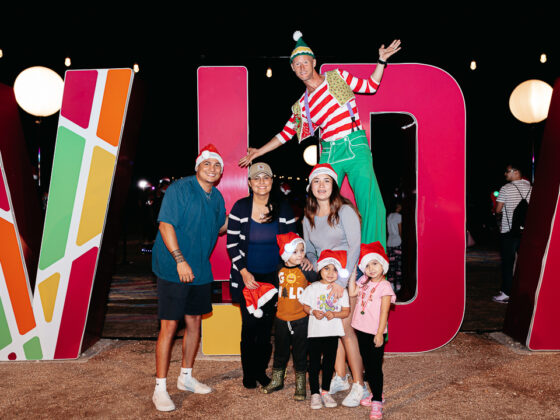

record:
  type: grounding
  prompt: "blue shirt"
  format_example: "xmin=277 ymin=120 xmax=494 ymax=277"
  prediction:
xmin=152 ymin=176 xmax=226 ymax=284
xmin=246 ymin=219 xmax=280 ymax=274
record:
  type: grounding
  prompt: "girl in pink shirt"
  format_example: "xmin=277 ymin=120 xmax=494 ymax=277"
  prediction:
xmin=349 ymin=242 xmax=396 ymax=420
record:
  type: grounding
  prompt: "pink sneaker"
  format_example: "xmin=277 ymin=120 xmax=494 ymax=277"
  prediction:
xmin=361 ymin=394 xmax=385 ymax=406
xmin=369 ymin=401 xmax=383 ymax=419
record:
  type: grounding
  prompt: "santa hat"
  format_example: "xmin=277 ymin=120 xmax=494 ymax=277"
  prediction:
xmin=307 ymin=163 xmax=338 ymax=191
xmin=242 ymin=282 xmax=278 ymax=318
xmin=277 ymin=232 xmax=305 ymax=262
xmin=195 ymin=144 xmax=224 ymax=173
xmin=290 ymin=31 xmax=315 ymax=63
xmin=317 ymin=249 xmax=349 ymax=279
xmin=358 ymin=241 xmax=389 ymax=274
xmin=280 ymin=182 xmax=291 ymax=195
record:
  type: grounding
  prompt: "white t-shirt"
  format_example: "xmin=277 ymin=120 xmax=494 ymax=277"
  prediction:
xmin=386 ymin=212 xmax=402 ymax=247
xmin=299 ymin=281 xmax=349 ymax=338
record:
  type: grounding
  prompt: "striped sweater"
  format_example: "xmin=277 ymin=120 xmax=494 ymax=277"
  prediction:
xmin=276 ymin=69 xmax=380 ymax=143
xmin=227 ymin=196 xmax=297 ymax=302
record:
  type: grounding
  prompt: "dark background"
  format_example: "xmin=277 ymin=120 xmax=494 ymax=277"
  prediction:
xmin=0 ymin=5 xmax=557 ymax=247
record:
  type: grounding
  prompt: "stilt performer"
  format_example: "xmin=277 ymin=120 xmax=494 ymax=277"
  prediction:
xmin=239 ymin=32 xmax=401 ymax=247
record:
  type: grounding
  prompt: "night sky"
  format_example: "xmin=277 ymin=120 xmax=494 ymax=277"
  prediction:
xmin=0 ymin=6 xmax=557 ymax=242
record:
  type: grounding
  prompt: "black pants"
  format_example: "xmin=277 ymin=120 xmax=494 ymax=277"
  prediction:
xmin=240 ymin=272 xmax=277 ymax=383
xmin=500 ymin=232 xmax=521 ymax=296
xmin=273 ymin=316 xmax=308 ymax=372
xmin=356 ymin=329 xmax=386 ymax=402
xmin=308 ymin=336 xmax=339 ymax=394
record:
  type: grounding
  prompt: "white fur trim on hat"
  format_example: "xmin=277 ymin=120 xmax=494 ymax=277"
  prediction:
xmin=195 ymin=150 xmax=224 ymax=173
xmin=359 ymin=253 xmax=389 ymax=275
xmin=317 ymin=257 xmax=350 ymax=279
xmin=281 ymin=237 xmax=305 ymax=262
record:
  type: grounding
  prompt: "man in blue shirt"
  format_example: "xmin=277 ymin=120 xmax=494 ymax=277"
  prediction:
xmin=151 ymin=144 xmax=227 ymax=411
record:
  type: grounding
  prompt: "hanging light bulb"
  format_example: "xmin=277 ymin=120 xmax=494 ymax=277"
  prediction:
xmin=133 ymin=63 xmax=140 ymax=73
xmin=266 ymin=67 xmax=272 ymax=78
xmin=540 ymin=53 xmax=547 ymax=63
xmin=64 ymin=57 xmax=71 ymax=67
xmin=470 ymin=60 xmax=477 ymax=71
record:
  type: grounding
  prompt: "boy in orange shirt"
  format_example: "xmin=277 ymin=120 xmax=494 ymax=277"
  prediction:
xmin=261 ymin=233 xmax=316 ymax=400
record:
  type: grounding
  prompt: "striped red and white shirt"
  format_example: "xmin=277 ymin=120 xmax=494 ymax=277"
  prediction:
xmin=276 ymin=69 xmax=380 ymax=143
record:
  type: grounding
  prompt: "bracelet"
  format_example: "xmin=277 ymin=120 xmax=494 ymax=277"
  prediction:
xmin=377 ymin=58 xmax=387 ymax=65
xmin=171 ymin=249 xmax=186 ymax=264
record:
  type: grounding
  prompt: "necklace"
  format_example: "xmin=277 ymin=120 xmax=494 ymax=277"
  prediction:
xmin=360 ymin=281 xmax=381 ymax=315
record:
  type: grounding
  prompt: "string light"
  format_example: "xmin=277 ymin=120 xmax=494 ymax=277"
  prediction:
xmin=266 ymin=67 xmax=272 ymax=78
xmin=65 ymin=57 xmax=71 ymax=67
xmin=0 ymin=49 xmax=3 ymax=58
xmin=133 ymin=63 xmax=140 ymax=73
xmin=470 ymin=60 xmax=477 ymax=71
xmin=540 ymin=53 xmax=547 ymax=63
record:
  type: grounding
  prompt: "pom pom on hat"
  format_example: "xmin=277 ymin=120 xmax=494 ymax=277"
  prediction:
xmin=358 ymin=241 xmax=389 ymax=274
xmin=242 ymin=282 xmax=278 ymax=318
xmin=277 ymin=232 xmax=305 ymax=262
xmin=195 ymin=144 xmax=224 ymax=173
xmin=290 ymin=31 xmax=314 ymax=63
xmin=317 ymin=249 xmax=349 ymax=279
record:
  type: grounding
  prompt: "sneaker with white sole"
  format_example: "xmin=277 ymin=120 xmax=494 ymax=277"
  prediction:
xmin=321 ymin=390 xmax=337 ymax=408
xmin=310 ymin=393 xmax=322 ymax=409
xmin=328 ymin=374 xmax=350 ymax=394
xmin=370 ymin=401 xmax=383 ymax=419
xmin=342 ymin=382 xmax=364 ymax=407
xmin=492 ymin=291 xmax=509 ymax=304
xmin=152 ymin=389 xmax=175 ymax=412
xmin=177 ymin=374 xmax=212 ymax=394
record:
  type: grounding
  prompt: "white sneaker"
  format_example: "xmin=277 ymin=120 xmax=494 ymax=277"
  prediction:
xmin=342 ymin=382 xmax=364 ymax=407
xmin=310 ymin=393 xmax=322 ymax=409
xmin=321 ymin=390 xmax=337 ymax=408
xmin=177 ymin=374 xmax=212 ymax=394
xmin=152 ymin=389 xmax=175 ymax=412
xmin=328 ymin=374 xmax=350 ymax=394
xmin=492 ymin=292 xmax=509 ymax=303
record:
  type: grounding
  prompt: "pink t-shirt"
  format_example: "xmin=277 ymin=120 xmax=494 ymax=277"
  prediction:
xmin=351 ymin=276 xmax=396 ymax=335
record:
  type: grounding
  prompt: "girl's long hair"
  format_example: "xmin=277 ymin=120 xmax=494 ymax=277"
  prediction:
xmin=304 ymin=177 xmax=360 ymax=229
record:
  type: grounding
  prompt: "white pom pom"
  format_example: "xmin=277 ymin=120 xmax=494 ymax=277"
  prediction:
xmin=293 ymin=31 xmax=302 ymax=42
xmin=339 ymin=269 xmax=350 ymax=279
xmin=254 ymin=309 xmax=263 ymax=318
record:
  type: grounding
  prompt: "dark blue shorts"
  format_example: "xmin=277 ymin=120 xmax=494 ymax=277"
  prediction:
xmin=157 ymin=278 xmax=213 ymax=319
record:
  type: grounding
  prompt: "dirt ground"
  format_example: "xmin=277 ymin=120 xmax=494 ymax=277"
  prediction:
xmin=1 ymin=332 xmax=559 ymax=419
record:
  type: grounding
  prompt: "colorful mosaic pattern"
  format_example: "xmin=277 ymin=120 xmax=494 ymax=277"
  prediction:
xmin=0 ymin=69 xmax=133 ymax=360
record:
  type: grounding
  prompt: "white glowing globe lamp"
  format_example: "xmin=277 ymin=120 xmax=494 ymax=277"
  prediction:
xmin=509 ymin=79 xmax=553 ymax=124
xmin=13 ymin=66 xmax=64 ymax=117
xmin=303 ymin=145 xmax=317 ymax=166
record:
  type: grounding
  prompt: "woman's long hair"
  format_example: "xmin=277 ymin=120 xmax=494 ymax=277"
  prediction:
xmin=249 ymin=180 xmax=280 ymax=223
xmin=304 ymin=177 xmax=360 ymax=228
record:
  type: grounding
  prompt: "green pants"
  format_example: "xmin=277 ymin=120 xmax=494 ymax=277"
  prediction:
xmin=320 ymin=130 xmax=386 ymax=248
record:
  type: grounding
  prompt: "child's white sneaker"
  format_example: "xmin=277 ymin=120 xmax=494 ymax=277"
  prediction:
xmin=177 ymin=374 xmax=212 ymax=394
xmin=321 ymin=390 xmax=337 ymax=408
xmin=310 ymin=393 xmax=322 ymax=409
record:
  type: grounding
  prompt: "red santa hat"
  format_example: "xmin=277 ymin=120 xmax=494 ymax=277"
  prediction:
xmin=195 ymin=144 xmax=224 ymax=173
xmin=242 ymin=282 xmax=278 ymax=318
xmin=358 ymin=241 xmax=389 ymax=274
xmin=277 ymin=232 xmax=305 ymax=262
xmin=317 ymin=249 xmax=349 ymax=279
xmin=307 ymin=163 xmax=338 ymax=191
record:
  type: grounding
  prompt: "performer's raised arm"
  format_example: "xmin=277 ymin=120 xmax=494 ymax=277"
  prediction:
xmin=371 ymin=39 xmax=402 ymax=85
xmin=238 ymin=136 xmax=284 ymax=167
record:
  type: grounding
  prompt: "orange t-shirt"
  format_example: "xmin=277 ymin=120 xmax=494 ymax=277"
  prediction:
xmin=276 ymin=266 xmax=309 ymax=321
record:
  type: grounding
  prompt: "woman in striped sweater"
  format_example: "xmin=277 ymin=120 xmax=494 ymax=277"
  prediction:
xmin=227 ymin=162 xmax=297 ymax=389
